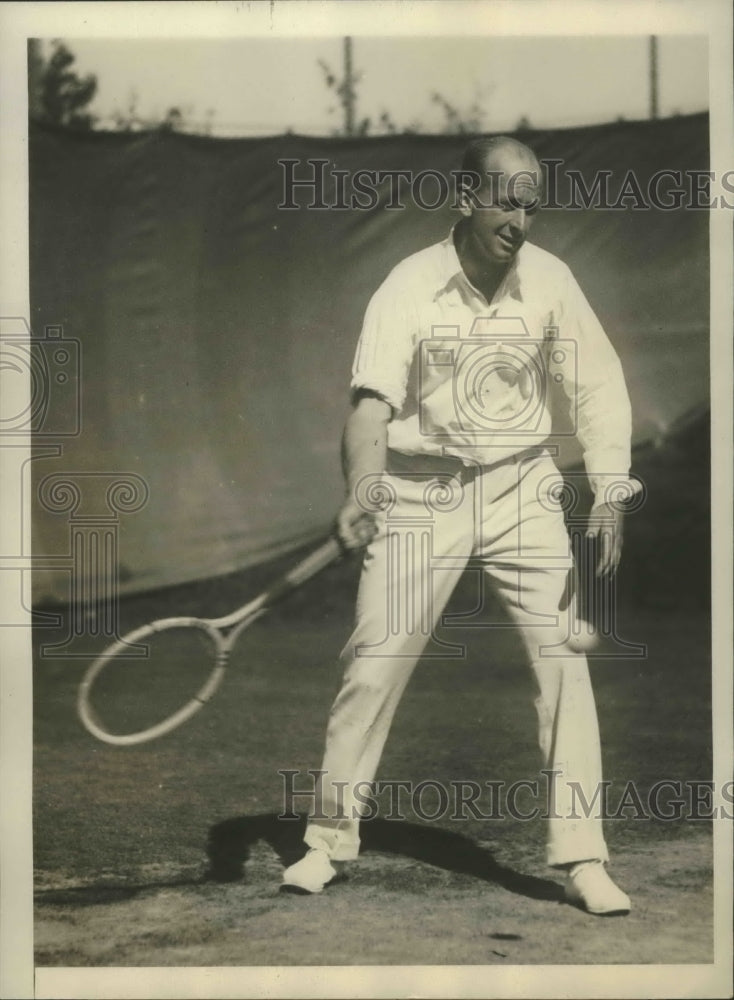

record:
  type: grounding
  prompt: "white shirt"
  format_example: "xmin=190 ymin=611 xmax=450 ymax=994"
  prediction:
xmin=351 ymin=230 xmax=637 ymax=506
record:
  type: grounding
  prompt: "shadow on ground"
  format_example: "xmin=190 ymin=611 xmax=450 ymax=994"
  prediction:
xmin=34 ymin=812 xmax=562 ymax=910
xmin=205 ymin=812 xmax=564 ymax=903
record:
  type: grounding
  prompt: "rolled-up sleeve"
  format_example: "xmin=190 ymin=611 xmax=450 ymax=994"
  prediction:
xmin=351 ymin=278 xmax=418 ymax=415
xmin=556 ymin=267 xmax=640 ymax=506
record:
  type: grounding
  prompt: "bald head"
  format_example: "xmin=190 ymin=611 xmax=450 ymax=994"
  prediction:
xmin=461 ymin=135 xmax=543 ymax=209
xmin=462 ymin=135 xmax=540 ymax=176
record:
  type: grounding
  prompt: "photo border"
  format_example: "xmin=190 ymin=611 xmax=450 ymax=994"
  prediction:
xmin=1 ymin=2 xmax=731 ymax=998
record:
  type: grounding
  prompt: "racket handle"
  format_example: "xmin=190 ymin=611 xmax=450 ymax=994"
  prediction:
xmin=259 ymin=535 xmax=343 ymax=609
xmin=211 ymin=535 xmax=344 ymax=629
xmin=281 ymin=535 xmax=343 ymax=588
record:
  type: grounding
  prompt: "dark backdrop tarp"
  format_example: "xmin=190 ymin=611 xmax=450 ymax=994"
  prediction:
xmin=29 ymin=114 xmax=709 ymax=601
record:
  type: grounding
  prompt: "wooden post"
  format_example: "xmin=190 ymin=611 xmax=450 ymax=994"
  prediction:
xmin=344 ymin=36 xmax=355 ymax=136
xmin=649 ymin=36 xmax=659 ymax=120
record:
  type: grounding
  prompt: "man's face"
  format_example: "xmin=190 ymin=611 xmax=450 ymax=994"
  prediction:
xmin=464 ymin=151 xmax=541 ymax=264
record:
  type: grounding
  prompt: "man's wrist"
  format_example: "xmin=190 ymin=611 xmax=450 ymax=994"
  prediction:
xmin=589 ymin=474 xmax=643 ymax=511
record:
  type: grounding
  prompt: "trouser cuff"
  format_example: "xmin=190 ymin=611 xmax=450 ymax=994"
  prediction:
xmin=304 ymin=822 xmax=361 ymax=861
xmin=547 ymin=839 xmax=609 ymax=867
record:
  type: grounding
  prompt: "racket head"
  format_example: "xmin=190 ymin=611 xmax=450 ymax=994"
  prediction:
xmin=77 ymin=617 xmax=228 ymax=746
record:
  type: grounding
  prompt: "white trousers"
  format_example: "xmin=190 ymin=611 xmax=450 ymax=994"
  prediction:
xmin=304 ymin=447 xmax=609 ymax=867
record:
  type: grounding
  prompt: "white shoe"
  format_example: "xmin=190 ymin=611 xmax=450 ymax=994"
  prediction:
xmin=281 ymin=848 xmax=340 ymax=894
xmin=564 ymin=860 xmax=631 ymax=915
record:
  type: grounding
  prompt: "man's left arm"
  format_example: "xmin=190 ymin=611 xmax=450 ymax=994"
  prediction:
xmin=555 ymin=267 xmax=641 ymax=576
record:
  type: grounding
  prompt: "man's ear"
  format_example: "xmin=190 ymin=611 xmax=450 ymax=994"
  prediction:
xmin=458 ymin=186 xmax=474 ymax=218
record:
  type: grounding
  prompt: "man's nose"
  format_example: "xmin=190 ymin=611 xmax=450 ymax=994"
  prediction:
xmin=507 ymin=207 xmax=529 ymax=235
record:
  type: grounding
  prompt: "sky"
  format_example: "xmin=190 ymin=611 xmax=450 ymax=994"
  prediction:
xmin=53 ymin=35 xmax=709 ymax=136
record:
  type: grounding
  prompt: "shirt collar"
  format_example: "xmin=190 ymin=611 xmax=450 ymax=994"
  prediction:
xmin=437 ymin=225 xmax=524 ymax=303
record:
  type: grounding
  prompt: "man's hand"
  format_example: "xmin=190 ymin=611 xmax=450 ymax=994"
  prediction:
xmin=336 ymin=496 xmax=379 ymax=552
xmin=586 ymin=501 xmax=624 ymax=577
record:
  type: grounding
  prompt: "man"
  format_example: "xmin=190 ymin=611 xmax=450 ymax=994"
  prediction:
xmin=282 ymin=136 xmax=635 ymax=915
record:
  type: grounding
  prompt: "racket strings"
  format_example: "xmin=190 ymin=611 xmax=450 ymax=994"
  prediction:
xmin=83 ymin=624 xmax=223 ymax=739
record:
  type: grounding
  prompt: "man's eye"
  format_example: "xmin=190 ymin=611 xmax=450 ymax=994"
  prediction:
xmin=503 ymin=199 xmax=539 ymax=215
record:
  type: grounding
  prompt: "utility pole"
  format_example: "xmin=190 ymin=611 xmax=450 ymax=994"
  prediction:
xmin=649 ymin=36 xmax=659 ymax=119
xmin=343 ymin=36 xmax=355 ymax=136
xmin=28 ymin=39 xmax=44 ymax=120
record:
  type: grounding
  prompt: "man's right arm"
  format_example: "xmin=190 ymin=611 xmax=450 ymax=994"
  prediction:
xmin=338 ymin=271 xmax=417 ymax=549
xmin=336 ymin=390 xmax=392 ymax=551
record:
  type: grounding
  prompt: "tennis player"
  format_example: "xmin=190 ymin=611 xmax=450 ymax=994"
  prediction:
xmin=282 ymin=136 xmax=635 ymax=915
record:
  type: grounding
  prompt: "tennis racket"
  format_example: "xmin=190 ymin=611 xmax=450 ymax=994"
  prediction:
xmin=78 ymin=536 xmax=342 ymax=747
